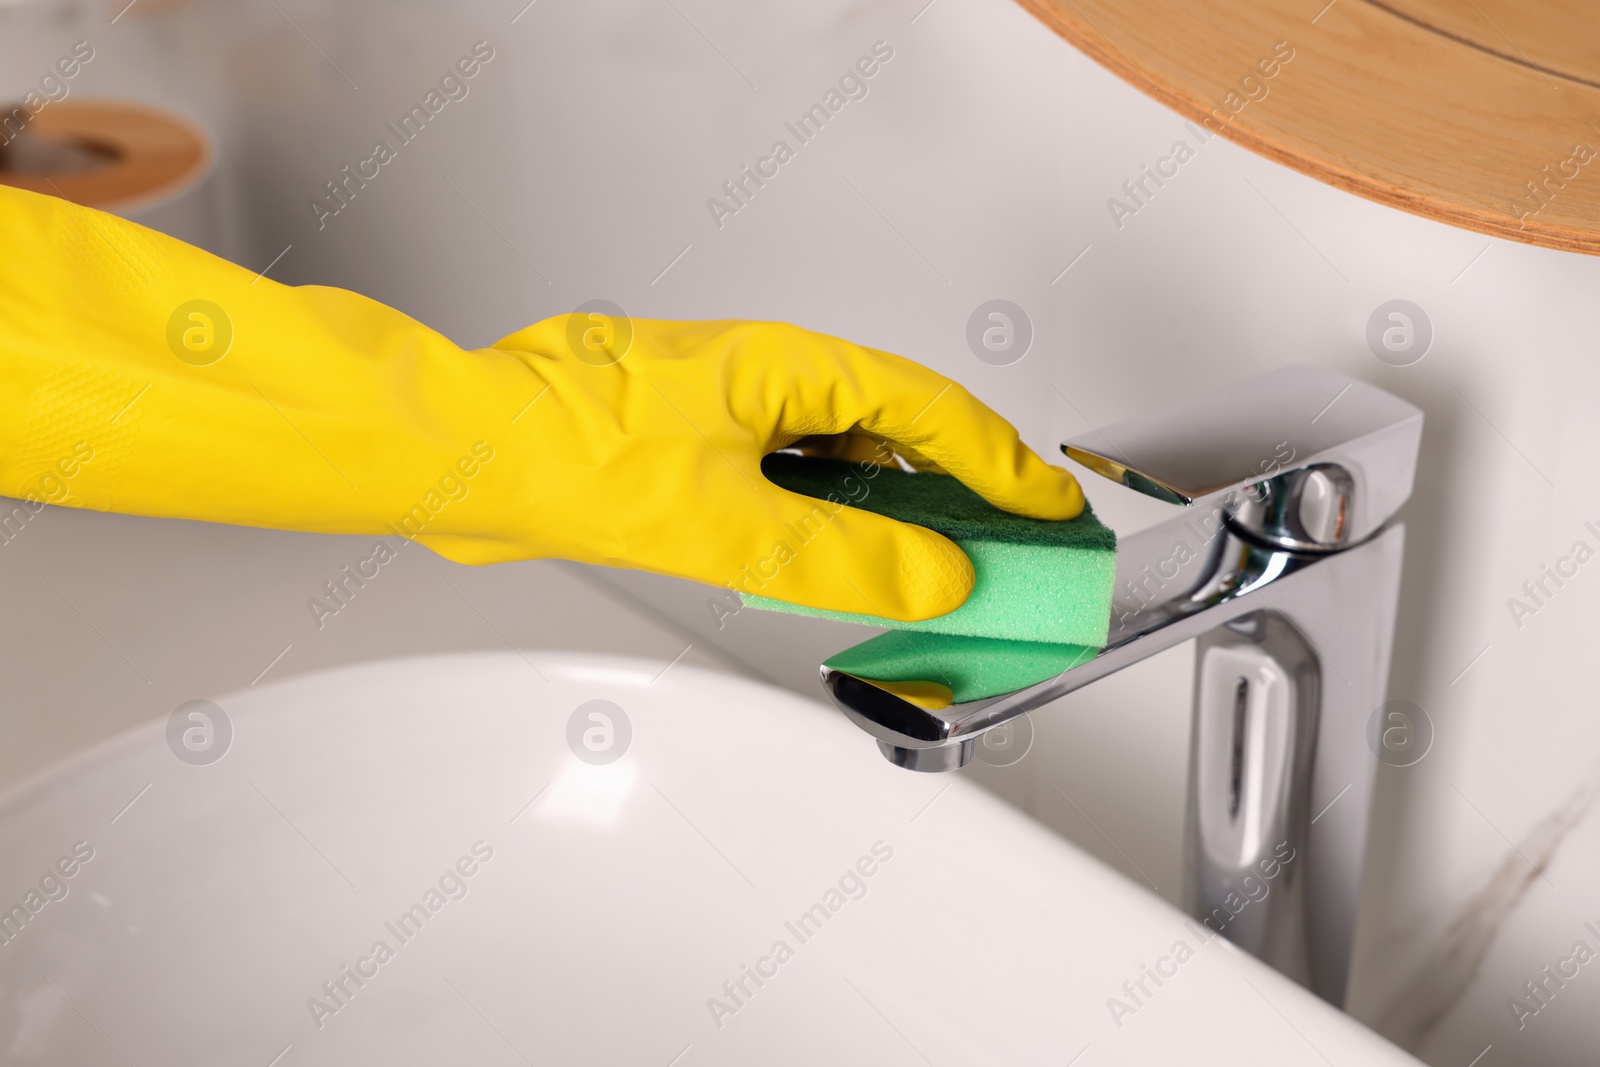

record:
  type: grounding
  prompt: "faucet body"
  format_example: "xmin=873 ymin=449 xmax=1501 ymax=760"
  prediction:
xmin=820 ymin=366 xmax=1422 ymax=1006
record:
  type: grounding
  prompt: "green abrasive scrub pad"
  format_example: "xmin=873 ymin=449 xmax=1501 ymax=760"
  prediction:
xmin=824 ymin=630 xmax=1099 ymax=707
xmin=744 ymin=454 xmax=1118 ymax=648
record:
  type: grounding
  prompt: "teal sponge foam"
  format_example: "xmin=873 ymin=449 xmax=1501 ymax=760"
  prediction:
xmin=744 ymin=454 xmax=1118 ymax=647
xmin=825 ymin=631 xmax=1097 ymax=704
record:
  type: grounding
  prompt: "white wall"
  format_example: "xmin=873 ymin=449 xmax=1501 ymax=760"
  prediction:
xmin=5 ymin=0 xmax=1600 ymax=1062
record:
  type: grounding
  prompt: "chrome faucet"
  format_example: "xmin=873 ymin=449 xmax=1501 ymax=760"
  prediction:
xmin=819 ymin=365 xmax=1422 ymax=1005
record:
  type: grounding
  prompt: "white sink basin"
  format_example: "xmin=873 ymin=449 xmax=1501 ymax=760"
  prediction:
xmin=0 ymin=653 xmax=1417 ymax=1065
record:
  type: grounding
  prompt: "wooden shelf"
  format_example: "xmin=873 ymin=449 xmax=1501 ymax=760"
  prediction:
xmin=0 ymin=100 xmax=209 ymax=213
xmin=1018 ymin=0 xmax=1600 ymax=255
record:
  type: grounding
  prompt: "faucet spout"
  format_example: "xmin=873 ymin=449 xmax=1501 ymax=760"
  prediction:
xmin=822 ymin=366 xmax=1421 ymax=770
xmin=823 ymin=513 xmax=1322 ymax=766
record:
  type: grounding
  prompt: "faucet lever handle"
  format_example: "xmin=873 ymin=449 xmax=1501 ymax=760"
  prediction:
xmin=1061 ymin=365 xmax=1422 ymax=550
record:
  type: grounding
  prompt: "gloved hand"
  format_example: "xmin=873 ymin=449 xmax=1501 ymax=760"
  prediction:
xmin=0 ymin=184 xmax=1082 ymax=621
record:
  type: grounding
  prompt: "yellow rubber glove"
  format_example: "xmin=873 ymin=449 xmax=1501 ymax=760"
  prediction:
xmin=0 ymin=184 xmax=1082 ymax=621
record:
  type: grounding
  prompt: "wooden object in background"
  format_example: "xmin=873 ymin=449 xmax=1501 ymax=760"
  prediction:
xmin=0 ymin=99 xmax=210 ymax=213
xmin=1017 ymin=0 xmax=1600 ymax=255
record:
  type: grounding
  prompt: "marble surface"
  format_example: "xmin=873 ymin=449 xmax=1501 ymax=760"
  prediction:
xmin=3 ymin=0 xmax=1599 ymax=1063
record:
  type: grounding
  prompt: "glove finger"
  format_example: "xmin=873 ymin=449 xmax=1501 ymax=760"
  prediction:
xmin=492 ymin=436 xmax=974 ymax=623
xmin=736 ymin=492 xmax=976 ymax=622
xmin=750 ymin=328 xmax=1083 ymax=521
xmin=852 ymin=365 xmax=1083 ymax=521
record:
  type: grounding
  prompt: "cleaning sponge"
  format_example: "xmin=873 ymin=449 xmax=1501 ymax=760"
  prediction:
xmin=824 ymin=630 xmax=1097 ymax=707
xmin=744 ymin=453 xmax=1118 ymax=647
